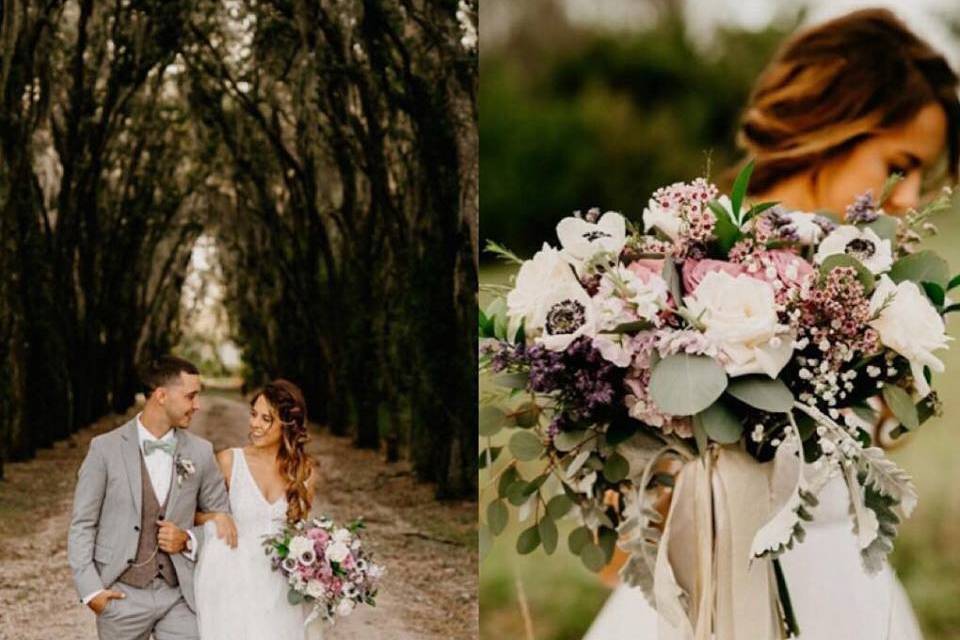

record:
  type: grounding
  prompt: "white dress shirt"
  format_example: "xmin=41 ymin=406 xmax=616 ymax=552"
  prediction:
xmin=82 ymin=414 xmax=195 ymax=606
xmin=137 ymin=416 xmax=175 ymax=505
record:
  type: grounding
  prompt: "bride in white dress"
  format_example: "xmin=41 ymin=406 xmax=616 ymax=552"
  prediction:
xmin=194 ymin=379 xmax=321 ymax=640
xmin=587 ymin=8 xmax=959 ymax=638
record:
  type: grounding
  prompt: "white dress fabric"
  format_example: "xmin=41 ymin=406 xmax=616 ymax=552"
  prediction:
xmin=584 ymin=474 xmax=923 ymax=639
xmin=195 ymin=448 xmax=322 ymax=640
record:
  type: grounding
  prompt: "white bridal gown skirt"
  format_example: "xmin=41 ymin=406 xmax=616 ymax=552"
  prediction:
xmin=583 ymin=476 xmax=923 ymax=640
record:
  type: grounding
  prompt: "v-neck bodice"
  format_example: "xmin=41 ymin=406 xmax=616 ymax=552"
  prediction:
xmin=229 ymin=448 xmax=287 ymax=535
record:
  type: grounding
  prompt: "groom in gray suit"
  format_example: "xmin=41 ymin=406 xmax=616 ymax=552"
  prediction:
xmin=68 ymin=355 xmax=233 ymax=639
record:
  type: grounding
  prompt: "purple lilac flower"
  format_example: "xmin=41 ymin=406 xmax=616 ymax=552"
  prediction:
xmin=526 ymin=338 xmax=621 ymax=423
xmin=845 ymin=191 xmax=879 ymax=223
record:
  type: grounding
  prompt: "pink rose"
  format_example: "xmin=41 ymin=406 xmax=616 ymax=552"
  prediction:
xmin=762 ymin=250 xmax=814 ymax=289
xmin=626 ymin=258 xmax=665 ymax=283
xmin=682 ymin=259 xmax=746 ymax=294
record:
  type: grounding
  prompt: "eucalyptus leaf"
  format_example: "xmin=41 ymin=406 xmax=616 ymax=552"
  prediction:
xmin=863 ymin=215 xmax=898 ymax=244
xmin=694 ymin=401 xmax=743 ymax=444
xmin=889 ymin=251 xmax=950 ymax=287
xmin=568 ymin=526 xmax=593 ymax=554
xmin=487 ymin=499 xmax=509 ymax=535
xmin=546 ymin=494 xmax=574 ymax=520
xmin=479 ymin=406 xmax=507 ymax=437
xmin=882 ymin=384 xmax=919 ymax=431
xmin=693 ymin=416 xmax=708 ymax=454
xmin=726 ymin=376 xmax=794 ymax=413
xmin=580 ymin=543 xmax=607 ymax=572
xmin=554 ymin=429 xmax=589 ymax=453
xmin=516 ymin=525 xmax=541 ymax=555
xmin=513 ymin=401 xmax=541 ymax=428
xmin=505 ymin=480 xmax=531 ymax=506
xmin=605 ymin=417 xmax=640 ymax=446
xmin=526 ymin=473 xmax=549 ymax=495
xmin=287 ymin=589 xmax=304 ymax=605
xmin=509 ymin=431 xmax=545 ymax=461
xmin=598 ymin=527 xmax=618 ymax=562
xmin=539 ymin=516 xmax=559 ymax=555
xmin=497 ymin=467 xmax=520 ymax=498
xmin=494 ymin=372 xmax=529 ymax=390
xmin=478 ymin=446 xmax=503 ymax=470
xmin=649 ymin=353 xmax=728 ymax=416
xmin=602 ymin=452 xmax=630 ymax=483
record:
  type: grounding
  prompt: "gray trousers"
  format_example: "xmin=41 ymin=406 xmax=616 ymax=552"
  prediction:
xmin=96 ymin=578 xmax=198 ymax=640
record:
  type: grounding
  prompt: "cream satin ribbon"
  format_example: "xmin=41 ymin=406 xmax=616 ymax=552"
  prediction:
xmin=652 ymin=445 xmax=787 ymax=640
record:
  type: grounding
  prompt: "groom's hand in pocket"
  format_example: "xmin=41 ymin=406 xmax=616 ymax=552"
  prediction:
xmin=157 ymin=520 xmax=189 ymax=554
xmin=88 ymin=589 xmax=125 ymax=615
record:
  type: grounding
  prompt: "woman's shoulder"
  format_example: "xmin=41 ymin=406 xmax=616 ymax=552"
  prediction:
xmin=215 ymin=448 xmax=236 ymax=483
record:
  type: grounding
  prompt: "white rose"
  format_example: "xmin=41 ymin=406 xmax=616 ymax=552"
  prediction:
xmin=326 ymin=541 xmax=351 ymax=563
xmin=814 ymin=225 xmax=892 ymax=274
xmin=506 ymin=243 xmax=580 ymax=338
xmin=869 ymin=276 xmax=951 ymax=397
xmin=288 ymin=535 xmax=314 ymax=559
xmin=336 ymin=599 xmax=356 ymax=617
xmin=332 ymin=528 xmax=351 ymax=544
xmin=781 ymin=211 xmax=827 ymax=245
xmin=533 ymin=282 xmax=598 ymax=351
xmin=684 ymin=271 xmax=795 ymax=378
xmin=556 ymin=211 xmax=626 ymax=261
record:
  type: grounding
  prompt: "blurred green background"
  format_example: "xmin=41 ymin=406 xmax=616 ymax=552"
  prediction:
xmin=479 ymin=1 xmax=960 ymax=638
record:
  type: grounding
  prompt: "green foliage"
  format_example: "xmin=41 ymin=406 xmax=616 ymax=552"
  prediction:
xmin=726 ymin=376 xmax=795 ymax=413
xmin=694 ymin=400 xmax=743 ymax=444
xmin=890 ymin=251 xmax=950 ymax=288
xmin=480 ymin=13 xmax=792 ymax=258
xmin=648 ymin=353 xmax=728 ymax=416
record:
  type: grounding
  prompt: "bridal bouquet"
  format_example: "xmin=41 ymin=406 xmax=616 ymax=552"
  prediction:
xmin=479 ymin=163 xmax=955 ymax=637
xmin=262 ymin=516 xmax=384 ymax=625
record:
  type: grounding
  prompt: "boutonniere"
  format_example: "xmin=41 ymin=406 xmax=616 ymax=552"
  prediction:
xmin=175 ymin=455 xmax=196 ymax=486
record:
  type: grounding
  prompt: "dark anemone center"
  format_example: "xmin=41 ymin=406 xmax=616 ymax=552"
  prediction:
xmin=582 ymin=230 xmax=612 ymax=242
xmin=844 ymin=238 xmax=876 ymax=260
xmin=545 ymin=299 xmax=586 ymax=335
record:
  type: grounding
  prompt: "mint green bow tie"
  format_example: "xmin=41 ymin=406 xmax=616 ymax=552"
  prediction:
xmin=143 ymin=439 xmax=175 ymax=456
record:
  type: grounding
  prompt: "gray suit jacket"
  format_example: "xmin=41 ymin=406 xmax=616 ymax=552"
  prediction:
xmin=67 ymin=418 xmax=229 ymax=611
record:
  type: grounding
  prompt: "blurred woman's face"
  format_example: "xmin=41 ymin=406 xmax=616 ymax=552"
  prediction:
xmin=249 ymin=395 xmax=283 ymax=449
xmin=813 ymin=102 xmax=948 ymax=216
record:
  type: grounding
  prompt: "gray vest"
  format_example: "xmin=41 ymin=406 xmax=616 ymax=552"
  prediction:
xmin=117 ymin=453 xmax=178 ymax=588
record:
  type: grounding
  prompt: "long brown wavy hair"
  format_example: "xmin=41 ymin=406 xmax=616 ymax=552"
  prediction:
xmin=252 ymin=379 xmax=314 ymax=523
xmin=737 ymin=8 xmax=960 ymax=194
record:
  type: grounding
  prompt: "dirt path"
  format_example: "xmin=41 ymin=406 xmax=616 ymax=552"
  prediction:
xmin=0 ymin=393 xmax=478 ymax=639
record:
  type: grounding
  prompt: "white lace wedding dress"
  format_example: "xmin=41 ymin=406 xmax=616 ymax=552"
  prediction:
xmin=195 ymin=448 xmax=323 ymax=640
xmin=583 ymin=474 xmax=923 ymax=639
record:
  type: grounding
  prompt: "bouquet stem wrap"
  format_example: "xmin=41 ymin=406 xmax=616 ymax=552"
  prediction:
xmin=654 ymin=445 xmax=788 ymax=640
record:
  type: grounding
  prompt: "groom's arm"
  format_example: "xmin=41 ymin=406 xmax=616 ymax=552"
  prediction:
xmin=187 ymin=441 xmax=230 ymax=553
xmin=67 ymin=439 xmax=108 ymax=603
